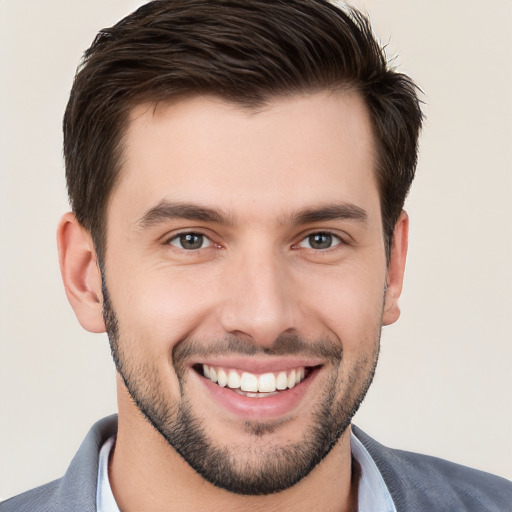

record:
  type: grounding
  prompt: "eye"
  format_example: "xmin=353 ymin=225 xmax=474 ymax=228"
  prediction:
xmin=168 ymin=232 xmax=212 ymax=250
xmin=298 ymin=232 xmax=342 ymax=250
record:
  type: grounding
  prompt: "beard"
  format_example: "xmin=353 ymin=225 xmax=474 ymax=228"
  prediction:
xmin=102 ymin=283 xmax=380 ymax=496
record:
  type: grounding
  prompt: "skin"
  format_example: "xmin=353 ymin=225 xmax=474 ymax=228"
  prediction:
xmin=57 ymin=91 xmax=408 ymax=512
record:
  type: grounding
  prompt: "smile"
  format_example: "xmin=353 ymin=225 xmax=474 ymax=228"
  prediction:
xmin=199 ymin=364 xmax=311 ymax=396
xmin=192 ymin=360 xmax=323 ymax=419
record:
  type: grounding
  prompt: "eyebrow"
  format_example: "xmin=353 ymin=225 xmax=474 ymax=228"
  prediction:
xmin=136 ymin=200 xmax=368 ymax=230
xmin=136 ymin=200 xmax=235 ymax=228
xmin=290 ymin=203 xmax=368 ymax=225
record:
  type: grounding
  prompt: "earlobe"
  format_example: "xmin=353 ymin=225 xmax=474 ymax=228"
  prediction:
xmin=57 ymin=212 xmax=106 ymax=333
xmin=382 ymin=211 xmax=409 ymax=326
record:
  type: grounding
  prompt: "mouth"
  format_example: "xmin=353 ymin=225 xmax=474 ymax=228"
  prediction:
xmin=193 ymin=363 xmax=319 ymax=398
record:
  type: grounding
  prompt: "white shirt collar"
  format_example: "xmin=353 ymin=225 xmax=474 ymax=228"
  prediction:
xmin=351 ymin=432 xmax=397 ymax=512
xmin=96 ymin=436 xmax=120 ymax=512
xmin=97 ymin=431 xmax=396 ymax=512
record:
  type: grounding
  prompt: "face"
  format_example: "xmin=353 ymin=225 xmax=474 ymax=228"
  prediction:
xmin=101 ymin=92 xmax=395 ymax=494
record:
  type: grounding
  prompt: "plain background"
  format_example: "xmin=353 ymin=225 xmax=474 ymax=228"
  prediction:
xmin=1 ymin=0 xmax=511 ymax=501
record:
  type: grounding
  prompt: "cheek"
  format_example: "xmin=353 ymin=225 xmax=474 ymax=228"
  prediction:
xmin=106 ymin=244 xmax=386 ymax=356
xmin=108 ymin=263 xmax=221 ymax=352
xmin=306 ymin=264 xmax=385 ymax=345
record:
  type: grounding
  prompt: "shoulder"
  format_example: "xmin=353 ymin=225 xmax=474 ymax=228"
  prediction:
xmin=0 ymin=415 xmax=117 ymax=512
xmin=0 ymin=480 xmax=61 ymax=512
xmin=352 ymin=425 xmax=512 ymax=512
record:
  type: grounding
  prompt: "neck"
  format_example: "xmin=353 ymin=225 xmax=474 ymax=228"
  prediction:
xmin=109 ymin=385 xmax=355 ymax=512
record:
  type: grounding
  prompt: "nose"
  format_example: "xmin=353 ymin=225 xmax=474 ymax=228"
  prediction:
xmin=219 ymin=246 xmax=296 ymax=348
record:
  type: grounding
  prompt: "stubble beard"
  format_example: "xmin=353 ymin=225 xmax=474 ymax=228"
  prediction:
xmin=102 ymin=285 xmax=381 ymax=496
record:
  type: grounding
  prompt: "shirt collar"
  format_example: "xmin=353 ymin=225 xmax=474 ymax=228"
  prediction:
xmin=97 ymin=432 xmax=396 ymax=512
xmin=351 ymin=431 xmax=397 ymax=512
xmin=96 ymin=436 xmax=120 ymax=512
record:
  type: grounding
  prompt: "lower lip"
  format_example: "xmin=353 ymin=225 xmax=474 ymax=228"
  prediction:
xmin=192 ymin=368 xmax=320 ymax=420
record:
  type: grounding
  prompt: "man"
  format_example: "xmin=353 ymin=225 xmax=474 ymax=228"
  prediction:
xmin=1 ymin=0 xmax=511 ymax=510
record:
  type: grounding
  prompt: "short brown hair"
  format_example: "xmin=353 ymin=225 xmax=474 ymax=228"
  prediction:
xmin=64 ymin=0 xmax=423 ymax=260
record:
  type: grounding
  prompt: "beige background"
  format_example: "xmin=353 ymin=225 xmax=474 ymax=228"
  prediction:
xmin=1 ymin=0 xmax=511 ymax=500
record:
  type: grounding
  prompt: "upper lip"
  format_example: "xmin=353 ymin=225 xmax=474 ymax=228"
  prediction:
xmin=190 ymin=356 xmax=323 ymax=373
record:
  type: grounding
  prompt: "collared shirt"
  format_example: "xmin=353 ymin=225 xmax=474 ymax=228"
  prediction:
xmin=350 ymin=433 xmax=397 ymax=512
xmin=97 ymin=432 xmax=396 ymax=512
xmin=96 ymin=437 xmax=119 ymax=512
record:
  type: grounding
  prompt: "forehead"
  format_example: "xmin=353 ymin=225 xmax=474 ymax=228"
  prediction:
xmin=111 ymin=91 xmax=380 ymax=226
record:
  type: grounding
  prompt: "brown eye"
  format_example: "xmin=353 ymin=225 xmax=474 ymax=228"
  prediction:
xmin=298 ymin=232 xmax=341 ymax=250
xmin=169 ymin=232 xmax=211 ymax=250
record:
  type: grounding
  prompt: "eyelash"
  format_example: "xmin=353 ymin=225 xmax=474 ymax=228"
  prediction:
xmin=165 ymin=230 xmax=346 ymax=252
xmin=295 ymin=232 xmax=344 ymax=251
xmin=167 ymin=231 xmax=215 ymax=251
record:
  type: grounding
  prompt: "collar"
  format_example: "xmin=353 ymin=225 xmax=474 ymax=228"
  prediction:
xmin=97 ymin=431 xmax=396 ymax=512
xmin=351 ymin=431 xmax=397 ymax=512
xmin=96 ymin=436 xmax=119 ymax=512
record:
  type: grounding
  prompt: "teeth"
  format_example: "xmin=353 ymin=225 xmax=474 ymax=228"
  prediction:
xmin=217 ymin=368 xmax=228 ymax=387
xmin=258 ymin=373 xmax=276 ymax=392
xmin=287 ymin=369 xmax=296 ymax=389
xmin=202 ymin=365 xmax=308 ymax=394
xmin=276 ymin=371 xmax=288 ymax=390
xmin=245 ymin=392 xmax=277 ymax=398
xmin=227 ymin=369 xmax=241 ymax=389
xmin=240 ymin=372 xmax=258 ymax=392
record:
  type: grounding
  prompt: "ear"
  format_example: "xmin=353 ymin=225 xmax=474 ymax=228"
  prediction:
xmin=382 ymin=211 xmax=409 ymax=326
xmin=57 ymin=212 xmax=106 ymax=333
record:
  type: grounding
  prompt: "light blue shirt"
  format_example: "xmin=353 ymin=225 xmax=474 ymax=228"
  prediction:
xmin=96 ymin=437 xmax=119 ymax=512
xmin=97 ymin=432 xmax=396 ymax=512
xmin=350 ymin=433 xmax=397 ymax=512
